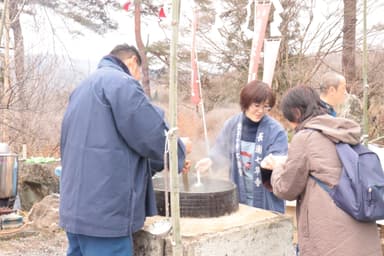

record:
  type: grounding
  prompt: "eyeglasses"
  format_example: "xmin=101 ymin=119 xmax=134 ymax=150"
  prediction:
xmin=250 ymin=103 xmax=271 ymax=112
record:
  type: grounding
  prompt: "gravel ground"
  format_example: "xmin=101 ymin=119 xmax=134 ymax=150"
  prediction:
xmin=0 ymin=229 xmax=67 ymax=256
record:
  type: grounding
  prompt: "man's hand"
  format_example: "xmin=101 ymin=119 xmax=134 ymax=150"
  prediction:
xmin=182 ymin=159 xmax=192 ymax=173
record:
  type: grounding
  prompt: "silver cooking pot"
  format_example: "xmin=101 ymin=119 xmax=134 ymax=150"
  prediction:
xmin=0 ymin=153 xmax=18 ymax=199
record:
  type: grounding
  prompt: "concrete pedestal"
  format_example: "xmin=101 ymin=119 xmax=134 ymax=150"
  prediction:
xmin=133 ymin=204 xmax=295 ymax=256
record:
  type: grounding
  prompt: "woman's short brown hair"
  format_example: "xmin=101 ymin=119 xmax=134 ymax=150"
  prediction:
xmin=239 ymin=80 xmax=276 ymax=112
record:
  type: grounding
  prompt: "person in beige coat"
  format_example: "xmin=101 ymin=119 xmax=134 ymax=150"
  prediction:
xmin=263 ymin=85 xmax=382 ymax=256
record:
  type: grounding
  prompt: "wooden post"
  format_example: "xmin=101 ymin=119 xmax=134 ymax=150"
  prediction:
xmin=169 ymin=0 xmax=182 ymax=255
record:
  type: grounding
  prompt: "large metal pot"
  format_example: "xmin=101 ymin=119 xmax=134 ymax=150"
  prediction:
xmin=0 ymin=153 xmax=18 ymax=199
xmin=153 ymin=174 xmax=239 ymax=218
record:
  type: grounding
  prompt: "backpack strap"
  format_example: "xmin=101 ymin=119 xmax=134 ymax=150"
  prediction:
xmin=303 ymin=128 xmax=337 ymax=196
xmin=309 ymin=174 xmax=331 ymax=194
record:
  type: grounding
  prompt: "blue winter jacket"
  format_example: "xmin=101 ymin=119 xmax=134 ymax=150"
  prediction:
xmin=209 ymin=113 xmax=288 ymax=213
xmin=59 ymin=55 xmax=186 ymax=237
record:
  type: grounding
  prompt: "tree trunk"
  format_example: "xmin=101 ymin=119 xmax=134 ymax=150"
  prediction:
xmin=10 ymin=0 xmax=28 ymax=150
xmin=1 ymin=0 xmax=11 ymax=142
xmin=9 ymin=0 xmax=25 ymax=85
xmin=134 ymin=0 xmax=151 ymax=97
xmin=342 ymin=0 xmax=357 ymax=93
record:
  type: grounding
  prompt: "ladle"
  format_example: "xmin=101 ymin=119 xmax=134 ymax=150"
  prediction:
xmin=193 ymin=170 xmax=203 ymax=187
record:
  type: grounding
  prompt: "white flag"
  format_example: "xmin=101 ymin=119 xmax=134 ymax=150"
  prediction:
xmin=262 ymin=39 xmax=281 ymax=86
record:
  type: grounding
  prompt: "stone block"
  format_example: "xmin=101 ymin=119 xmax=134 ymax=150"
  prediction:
xmin=134 ymin=204 xmax=295 ymax=256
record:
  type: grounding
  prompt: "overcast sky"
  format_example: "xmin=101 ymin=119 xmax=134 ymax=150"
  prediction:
xmin=20 ymin=1 xmax=383 ymax=67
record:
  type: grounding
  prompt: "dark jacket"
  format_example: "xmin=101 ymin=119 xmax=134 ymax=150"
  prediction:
xmin=59 ymin=56 xmax=186 ymax=237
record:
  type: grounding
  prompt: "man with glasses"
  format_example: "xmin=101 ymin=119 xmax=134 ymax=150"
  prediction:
xmin=195 ymin=80 xmax=288 ymax=213
xmin=59 ymin=44 xmax=190 ymax=256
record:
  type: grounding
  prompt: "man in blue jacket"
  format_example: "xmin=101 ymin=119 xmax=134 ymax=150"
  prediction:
xmin=319 ymin=72 xmax=347 ymax=116
xmin=60 ymin=44 xmax=189 ymax=256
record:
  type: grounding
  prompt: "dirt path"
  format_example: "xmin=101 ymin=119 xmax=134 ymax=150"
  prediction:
xmin=0 ymin=229 xmax=67 ymax=256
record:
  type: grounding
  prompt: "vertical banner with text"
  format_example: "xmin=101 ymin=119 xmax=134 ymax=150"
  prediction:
xmin=248 ymin=2 xmax=271 ymax=82
xmin=262 ymin=38 xmax=281 ymax=86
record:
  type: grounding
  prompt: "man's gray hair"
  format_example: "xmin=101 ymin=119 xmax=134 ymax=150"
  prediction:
xmin=319 ymin=72 xmax=345 ymax=93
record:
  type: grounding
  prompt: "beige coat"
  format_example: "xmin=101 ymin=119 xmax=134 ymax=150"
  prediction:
xmin=271 ymin=115 xmax=382 ymax=256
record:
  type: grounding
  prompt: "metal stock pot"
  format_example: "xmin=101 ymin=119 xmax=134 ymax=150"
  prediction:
xmin=0 ymin=153 xmax=18 ymax=199
xmin=152 ymin=174 xmax=239 ymax=218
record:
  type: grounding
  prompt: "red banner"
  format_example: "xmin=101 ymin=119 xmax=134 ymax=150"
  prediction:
xmin=248 ymin=2 xmax=271 ymax=82
xmin=191 ymin=8 xmax=200 ymax=105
